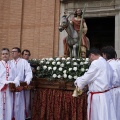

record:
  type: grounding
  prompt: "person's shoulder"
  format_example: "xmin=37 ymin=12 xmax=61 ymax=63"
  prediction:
xmin=92 ymin=58 xmax=100 ymax=65
xmin=117 ymin=59 xmax=120 ymax=65
xmin=20 ymin=59 xmax=30 ymax=67
xmin=108 ymin=59 xmax=118 ymax=66
xmin=90 ymin=60 xmax=98 ymax=68
xmin=91 ymin=57 xmax=105 ymax=67
xmin=20 ymin=58 xmax=27 ymax=62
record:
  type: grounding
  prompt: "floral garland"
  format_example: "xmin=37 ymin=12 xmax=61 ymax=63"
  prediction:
xmin=29 ymin=57 xmax=90 ymax=81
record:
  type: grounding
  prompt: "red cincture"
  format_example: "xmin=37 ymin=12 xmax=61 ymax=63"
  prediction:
xmin=89 ymin=89 xmax=109 ymax=120
xmin=1 ymin=61 xmax=10 ymax=120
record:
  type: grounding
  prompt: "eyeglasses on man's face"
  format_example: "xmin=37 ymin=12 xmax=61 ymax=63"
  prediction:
xmin=11 ymin=51 xmax=18 ymax=53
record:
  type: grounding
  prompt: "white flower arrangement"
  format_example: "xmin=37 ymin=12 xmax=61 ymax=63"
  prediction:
xmin=73 ymin=67 xmax=77 ymax=71
xmin=43 ymin=65 xmax=47 ymax=70
xmin=29 ymin=57 xmax=90 ymax=81
xmin=63 ymin=74 xmax=67 ymax=78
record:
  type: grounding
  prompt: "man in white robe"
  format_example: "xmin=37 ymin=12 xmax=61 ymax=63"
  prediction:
xmin=22 ymin=49 xmax=32 ymax=120
xmin=11 ymin=47 xmax=33 ymax=120
xmin=101 ymin=46 xmax=120 ymax=120
xmin=75 ymin=48 xmax=117 ymax=120
xmin=0 ymin=48 xmax=15 ymax=120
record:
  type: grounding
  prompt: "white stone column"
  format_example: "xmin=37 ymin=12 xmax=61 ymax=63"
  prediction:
xmin=115 ymin=11 xmax=120 ymax=58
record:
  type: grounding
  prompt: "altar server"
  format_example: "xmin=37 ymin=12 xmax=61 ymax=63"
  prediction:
xmin=75 ymin=48 xmax=116 ymax=120
xmin=22 ymin=49 xmax=32 ymax=120
xmin=101 ymin=46 xmax=120 ymax=120
xmin=11 ymin=47 xmax=33 ymax=120
xmin=0 ymin=48 xmax=14 ymax=120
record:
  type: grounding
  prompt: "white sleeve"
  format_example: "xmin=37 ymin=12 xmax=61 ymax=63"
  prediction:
xmin=12 ymin=64 xmax=21 ymax=82
xmin=24 ymin=60 xmax=33 ymax=83
xmin=0 ymin=64 xmax=6 ymax=90
xmin=0 ymin=78 xmax=6 ymax=90
xmin=10 ymin=65 xmax=20 ymax=87
xmin=74 ymin=63 xmax=99 ymax=89
xmin=0 ymin=77 xmax=6 ymax=84
xmin=112 ymin=69 xmax=119 ymax=87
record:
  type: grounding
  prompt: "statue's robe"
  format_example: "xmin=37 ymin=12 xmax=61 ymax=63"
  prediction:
xmin=71 ymin=18 xmax=89 ymax=49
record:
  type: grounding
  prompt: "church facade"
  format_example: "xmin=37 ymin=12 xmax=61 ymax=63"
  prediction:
xmin=59 ymin=0 xmax=120 ymax=57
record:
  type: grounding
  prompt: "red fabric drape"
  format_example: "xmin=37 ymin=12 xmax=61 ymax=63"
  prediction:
xmin=31 ymin=88 xmax=87 ymax=120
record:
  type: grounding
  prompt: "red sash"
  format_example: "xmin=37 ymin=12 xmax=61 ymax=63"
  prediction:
xmin=89 ymin=89 xmax=109 ymax=120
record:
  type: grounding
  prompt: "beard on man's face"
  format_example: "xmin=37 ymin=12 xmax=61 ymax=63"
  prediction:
xmin=77 ymin=13 xmax=81 ymax=16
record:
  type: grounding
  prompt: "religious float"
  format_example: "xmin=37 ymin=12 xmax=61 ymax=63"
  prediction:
xmin=9 ymin=57 xmax=89 ymax=120
xmin=10 ymin=57 xmax=89 ymax=91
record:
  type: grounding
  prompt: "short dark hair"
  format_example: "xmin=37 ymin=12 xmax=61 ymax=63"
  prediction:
xmin=101 ymin=46 xmax=116 ymax=59
xmin=12 ymin=47 xmax=21 ymax=53
xmin=22 ymin=49 xmax=31 ymax=56
xmin=1 ymin=48 xmax=10 ymax=53
xmin=87 ymin=48 xmax=101 ymax=57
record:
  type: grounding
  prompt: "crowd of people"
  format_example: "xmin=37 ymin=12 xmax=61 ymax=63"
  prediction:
xmin=75 ymin=46 xmax=120 ymax=120
xmin=0 ymin=47 xmax=32 ymax=120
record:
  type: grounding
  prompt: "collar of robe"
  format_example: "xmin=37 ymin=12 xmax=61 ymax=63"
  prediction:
xmin=13 ymin=58 xmax=21 ymax=64
xmin=107 ymin=59 xmax=115 ymax=62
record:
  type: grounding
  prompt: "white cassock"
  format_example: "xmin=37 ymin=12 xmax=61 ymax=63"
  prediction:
xmin=0 ymin=60 xmax=14 ymax=120
xmin=11 ymin=58 xmax=33 ymax=120
xmin=75 ymin=57 xmax=117 ymax=120
xmin=24 ymin=62 xmax=32 ymax=119
xmin=113 ymin=59 xmax=120 ymax=120
xmin=25 ymin=90 xmax=31 ymax=119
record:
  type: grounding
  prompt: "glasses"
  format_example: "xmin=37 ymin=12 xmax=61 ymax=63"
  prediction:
xmin=11 ymin=51 xmax=18 ymax=53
